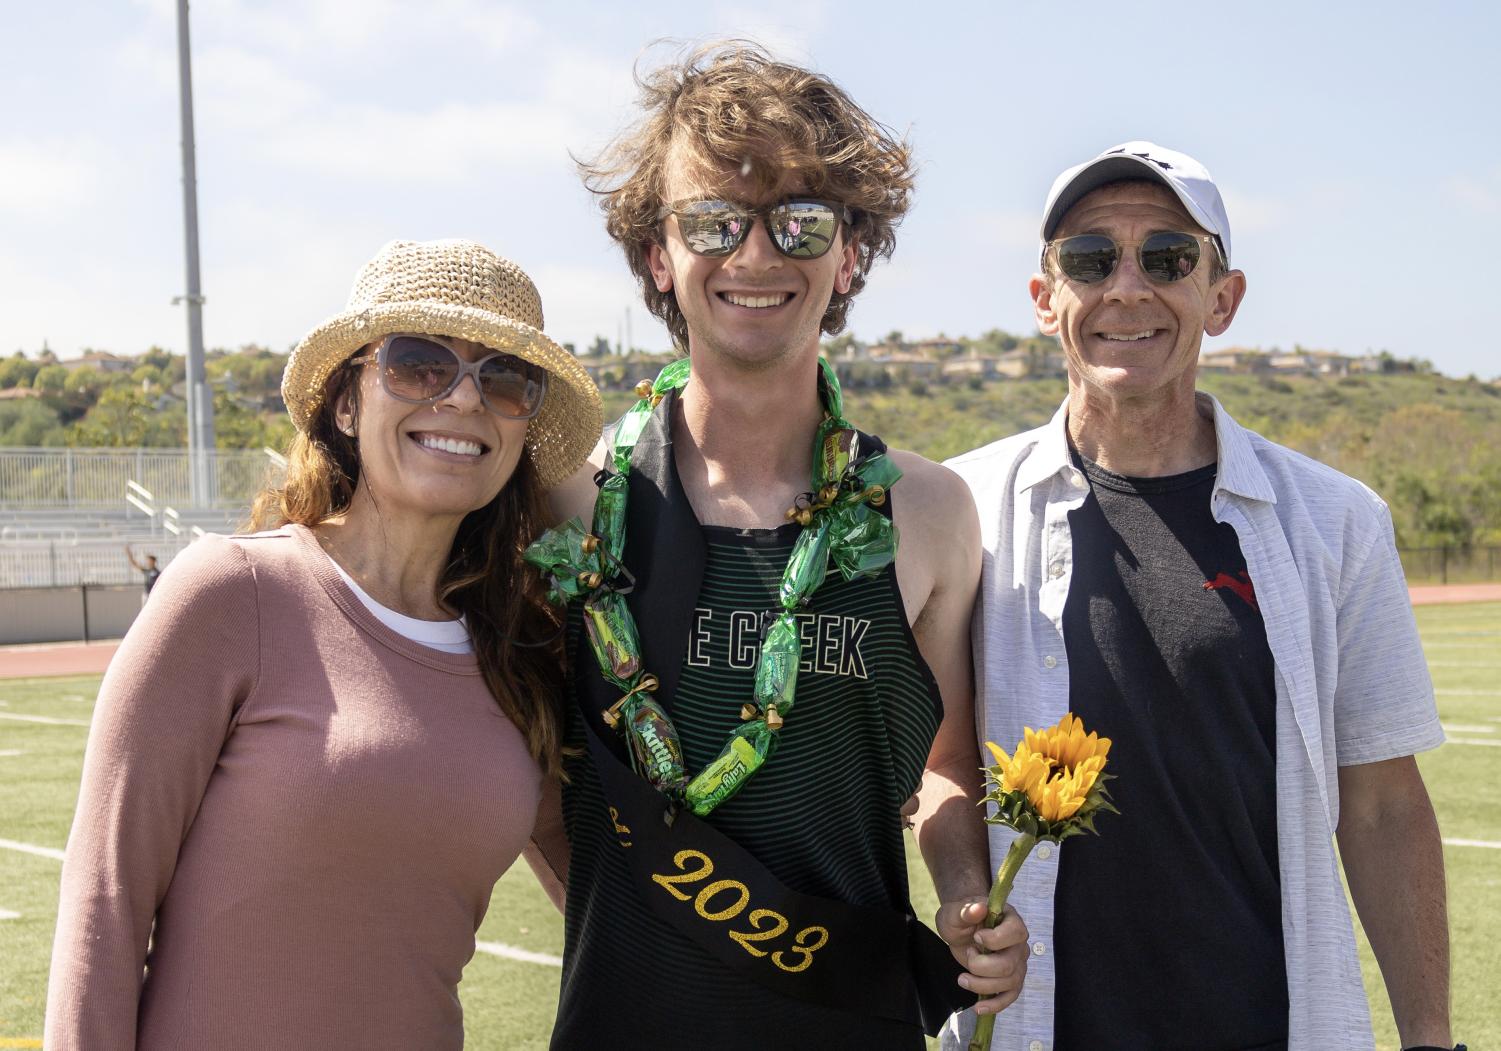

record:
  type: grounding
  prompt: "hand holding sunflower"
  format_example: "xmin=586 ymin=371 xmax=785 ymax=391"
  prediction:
xmin=967 ymin=714 xmax=1118 ymax=1051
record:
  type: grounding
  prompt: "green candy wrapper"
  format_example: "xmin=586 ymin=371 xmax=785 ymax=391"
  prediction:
xmin=685 ymin=724 xmax=775 ymax=816
xmin=609 ymin=357 xmax=693 ymax=472
xmin=828 ymin=503 xmax=900 ymax=581
xmin=591 ymin=473 xmax=629 ymax=563
xmin=850 ymin=451 xmax=902 ymax=495
xmin=522 ymin=517 xmax=596 ymax=604
xmin=779 ymin=519 xmax=832 ymax=609
xmin=753 ymin=612 xmax=800 ymax=715
xmin=610 ymin=402 xmax=655 ymax=473
xmin=583 ymin=592 xmax=643 ymax=689
xmin=816 ymin=356 xmax=845 ymax=421
xmin=624 ymin=695 xmax=688 ymax=795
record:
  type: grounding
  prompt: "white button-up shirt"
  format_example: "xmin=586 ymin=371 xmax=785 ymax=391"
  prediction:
xmin=942 ymin=395 xmax=1444 ymax=1051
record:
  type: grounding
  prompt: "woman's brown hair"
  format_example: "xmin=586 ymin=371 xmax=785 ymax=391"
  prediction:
xmin=250 ymin=363 xmax=567 ymax=776
xmin=579 ymin=40 xmax=916 ymax=350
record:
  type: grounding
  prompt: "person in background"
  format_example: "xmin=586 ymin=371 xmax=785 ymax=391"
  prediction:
xmin=944 ymin=142 xmax=1457 ymax=1051
xmin=46 ymin=239 xmax=601 ymax=1050
xmin=123 ymin=546 xmax=159 ymax=604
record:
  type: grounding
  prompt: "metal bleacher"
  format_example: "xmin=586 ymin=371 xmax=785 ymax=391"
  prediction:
xmin=0 ymin=448 xmax=282 ymax=588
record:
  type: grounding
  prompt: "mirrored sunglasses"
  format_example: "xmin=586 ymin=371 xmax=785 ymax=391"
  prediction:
xmin=1048 ymin=231 xmax=1226 ymax=284
xmin=658 ymin=198 xmax=853 ymax=259
xmin=348 ymin=334 xmax=547 ymax=420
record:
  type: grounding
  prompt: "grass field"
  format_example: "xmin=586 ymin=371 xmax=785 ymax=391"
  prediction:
xmin=2 ymin=604 xmax=1498 ymax=1049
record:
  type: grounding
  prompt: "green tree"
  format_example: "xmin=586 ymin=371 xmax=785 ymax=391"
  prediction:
xmin=68 ymin=384 xmax=158 ymax=446
xmin=0 ymin=352 xmax=39 ymax=389
xmin=0 ymin=397 xmax=66 ymax=445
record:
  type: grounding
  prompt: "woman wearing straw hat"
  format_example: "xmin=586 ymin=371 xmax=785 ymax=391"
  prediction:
xmin=45 ymin=239 xmax=601 ymax=1049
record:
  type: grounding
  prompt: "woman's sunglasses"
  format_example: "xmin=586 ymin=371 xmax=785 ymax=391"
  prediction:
xmin=348 ymin=334 xmax=547 ymax=420
xmin=658 ymin=198 xmax=853 ymax=259
xmin=1047 ymin=231 xmax=1226 ymax=284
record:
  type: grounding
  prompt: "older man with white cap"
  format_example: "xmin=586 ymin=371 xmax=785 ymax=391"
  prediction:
xmin=941 ymin=143 xmax=1458 ymax=1051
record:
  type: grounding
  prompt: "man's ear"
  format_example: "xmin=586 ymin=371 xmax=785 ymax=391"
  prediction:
xmin=1030 ymin=273 xmax=1060 ymax=336
xmin=833 ymin=234 xmax=858 ymax=295
xmin=1205 ymin=270 xmax=1247 ymax=337
xmin=646 ymin=242 xmax=673 ymax=293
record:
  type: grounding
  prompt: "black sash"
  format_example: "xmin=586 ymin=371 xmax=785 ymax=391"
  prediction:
xmin=575 ymin=389 xmax=968 ymax=1035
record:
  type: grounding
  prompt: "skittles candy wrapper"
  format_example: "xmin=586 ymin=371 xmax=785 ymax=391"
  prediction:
xmin=625 ymin=695 xmax=687 ymax=796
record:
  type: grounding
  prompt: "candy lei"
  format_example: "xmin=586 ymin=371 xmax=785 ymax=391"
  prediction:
xmin=524 ymin=357 xmax=902 ymax=817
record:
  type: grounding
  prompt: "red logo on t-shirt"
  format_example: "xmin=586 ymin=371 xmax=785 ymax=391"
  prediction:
xmin=1204 ymin=570 xmax=1258 ymax=609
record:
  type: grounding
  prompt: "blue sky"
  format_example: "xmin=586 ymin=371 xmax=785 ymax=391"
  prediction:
xmin=2 ymin=0 xmax=1498 ymax=377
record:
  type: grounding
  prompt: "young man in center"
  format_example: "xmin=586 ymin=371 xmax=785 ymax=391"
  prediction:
xmin=530 ymin=43 xmax=1028 ymax=1048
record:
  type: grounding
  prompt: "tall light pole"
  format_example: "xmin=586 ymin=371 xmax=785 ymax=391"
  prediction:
xmin=175 ymin=0 xmax=214 ymax=507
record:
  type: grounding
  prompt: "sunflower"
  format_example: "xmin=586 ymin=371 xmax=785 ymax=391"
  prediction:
xmin=968 ymin=714 xmax=1119 ymax=1051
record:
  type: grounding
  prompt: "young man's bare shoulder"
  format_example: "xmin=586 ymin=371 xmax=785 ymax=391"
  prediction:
xmin=885 ymin=448 xmax=980 ymax=560
xmin=887 ymin=448 xmax=977 ymax=510
xmin=545 ymin=438 xmax=609 ymax=525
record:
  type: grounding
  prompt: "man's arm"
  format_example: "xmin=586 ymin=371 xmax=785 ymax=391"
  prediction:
xmin=1336 ymin=756 xmax=1451 ymax=1049
xmin=895 ymin=453 xmax=1029 ymax=1015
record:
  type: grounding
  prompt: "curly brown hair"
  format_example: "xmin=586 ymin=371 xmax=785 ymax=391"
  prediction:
xmin=248 ymin=362 xmax=567 ymax=777
xmin=580 ymin=40 xmax=916 ymax=350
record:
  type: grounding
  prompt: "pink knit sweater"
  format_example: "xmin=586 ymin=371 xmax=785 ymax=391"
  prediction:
xmin=45 ymin=526 xmax=544 ymax=1050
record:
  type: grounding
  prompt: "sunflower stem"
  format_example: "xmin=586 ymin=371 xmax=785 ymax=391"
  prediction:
xmin=967 ymin=832 xmax=1037 ymax=1051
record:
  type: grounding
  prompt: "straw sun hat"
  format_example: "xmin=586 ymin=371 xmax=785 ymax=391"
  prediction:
xmin=282 ymin=239 xmax=602 ymax=489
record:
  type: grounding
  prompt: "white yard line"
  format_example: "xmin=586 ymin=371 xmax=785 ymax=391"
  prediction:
xmin=1440 ymin=723 xmax=1495 ymax=734
xmin=0 ymin=712 xmax=89 ymax=727
xmin=1437 ymin=689 xmax=1501 ymax=697
xmin=0 ymin=837 xmax=65 ymax=861
xmin=0 ymin=750 xmax=24 ymax=758
xmin=0 ymin=908 xmax=20 ymax=920
xmin=1447 ymin=738 xmax=1501 ymax=748
xmin=1444 ymin=838 xmax=1501 ymax=850
xmin=472 ymin=940 xmax=563 ymax=967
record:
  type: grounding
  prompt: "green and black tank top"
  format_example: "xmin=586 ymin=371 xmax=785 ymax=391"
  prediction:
xmin=552 ymin=519 xmax=944 ymax=1050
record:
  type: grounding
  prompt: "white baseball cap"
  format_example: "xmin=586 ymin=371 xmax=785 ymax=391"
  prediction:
xmin=1040 ymin=141 xmax=1232 ymax=269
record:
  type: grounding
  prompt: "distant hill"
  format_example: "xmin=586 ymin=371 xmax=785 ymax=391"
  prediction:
xmin=5 ymin=342 xmax=1497 ymax=547
xmin=601 ymin=370 xmax=1501 ymax=547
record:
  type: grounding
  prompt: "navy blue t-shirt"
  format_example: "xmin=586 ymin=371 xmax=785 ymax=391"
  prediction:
xmin=1053 ymin=453 xmax=1287 ymax=1051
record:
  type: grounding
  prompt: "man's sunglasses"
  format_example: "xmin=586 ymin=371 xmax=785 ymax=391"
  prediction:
xmin=1047 ymin=231 xmax=1227 ymax=284
xmin=348 ymin=334 xmax=547 ymax=420
xmin=658 ymin=198 xmax=853 ymax=260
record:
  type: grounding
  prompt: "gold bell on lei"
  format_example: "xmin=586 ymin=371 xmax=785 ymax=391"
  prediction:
xmin=633 ymin=379 xmax=655 ymax=400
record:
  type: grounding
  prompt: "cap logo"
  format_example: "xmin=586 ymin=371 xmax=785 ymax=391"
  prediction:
xmin=1104 ymin=146 xmax=1173 ymax=170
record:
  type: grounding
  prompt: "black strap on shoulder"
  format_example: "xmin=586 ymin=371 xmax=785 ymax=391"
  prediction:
xmin=583 ymin=710 xmax=968 ymax=1034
